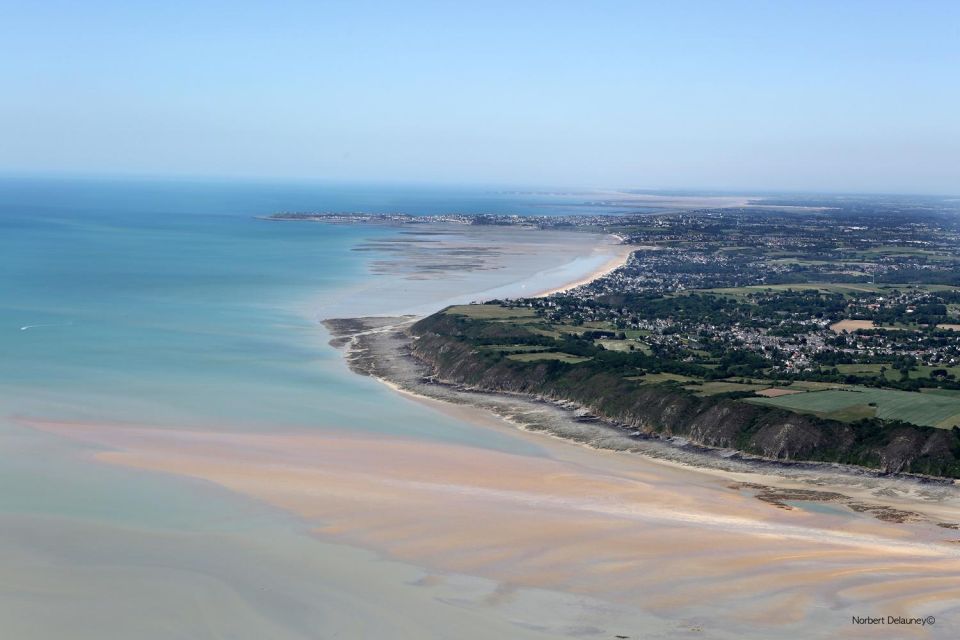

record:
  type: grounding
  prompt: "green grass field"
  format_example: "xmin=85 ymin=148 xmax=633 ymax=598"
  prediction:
xmin=581 ymin=321 xmax=612 ymax=329
xmin=527 ymin=326 xmax=563 ymax=338
xmin=824 ymin=404 xmax=878 ymax=422
xmin=685 ymin=381 xmax=771 ymax=396
xmin=829 ymin=363 xmax=960 ymax=382
xmin=479 ymin=344 xmax=550 ymax=353
xmin=697 ymin=282 xmax=960 ymax=300
xmin=596 ymin=339 xmax=633 ymax=352
xmin=904 ymin=365 xmax=960 ymax=380
xmin=446 ymin=304 xmax=537 ymax=320
xmin=627 ymin=372 xmax=695 ymax=384
xmin=787 ymin=381 xmax=856 ymax=391
xmin=922 ymin=388 xmax=960 ymax=397
xmin=748 ymin=387 xmax=960 ymax=428
xmin=835 ymin=363 xmax=889 ymax=375
xmin=859 ymin=246 xmax=948 ymax=258
xmin=698 ymin=283 xmax=888 ymax=297
xmin=507 ymin=352 xmax=591 ymax=364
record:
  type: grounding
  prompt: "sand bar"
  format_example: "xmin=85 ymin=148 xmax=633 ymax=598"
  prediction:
xmin=20 ymin=224 xmax=960 ymax=638
xmin=24 ymin=415 xmax=960 ymax=638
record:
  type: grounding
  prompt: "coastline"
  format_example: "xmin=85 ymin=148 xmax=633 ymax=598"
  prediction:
xmin=531 ymin=234 xmax=633 ymax=297
xmin=23 ymin=223 xmax=956 ymax=637
xmin=306 ymin=315 xmax=960 ymax=635
xmin=323 ymin=315 xmax=960 ymax=521
xmin=320 ymin=220 xmax=960 ymax=520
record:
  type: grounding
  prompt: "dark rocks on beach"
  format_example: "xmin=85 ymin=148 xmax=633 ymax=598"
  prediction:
xmin=321 ymin=315 xmax=959 ymax=513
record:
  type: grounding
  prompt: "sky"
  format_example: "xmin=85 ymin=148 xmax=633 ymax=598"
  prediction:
xmin=2 ymin=0 xmax=958 ymax=193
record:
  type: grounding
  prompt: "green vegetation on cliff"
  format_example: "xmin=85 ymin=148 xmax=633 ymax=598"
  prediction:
xmin=410 ymin=305 xmax=960 ymax=478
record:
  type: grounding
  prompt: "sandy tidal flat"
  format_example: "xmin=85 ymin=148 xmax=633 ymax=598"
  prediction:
xmin=6 ymin=188 xmax=958 ymax=638
xmin=25 ymin=415 xmax=960 ymax=639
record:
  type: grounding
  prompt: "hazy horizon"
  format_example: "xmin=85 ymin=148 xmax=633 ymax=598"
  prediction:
xmin=4 ymin=5 xmax=960 ymax=636
xmin=3 ymin=172 xmax=958 ymax=200
xmin=3 ymin=1 xmax=958 ymax=194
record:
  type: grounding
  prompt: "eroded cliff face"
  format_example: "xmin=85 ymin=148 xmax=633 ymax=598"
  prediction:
xmin=408 ymin=327 xmax=960 ymax=477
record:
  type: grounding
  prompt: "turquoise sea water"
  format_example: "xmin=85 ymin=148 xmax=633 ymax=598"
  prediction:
xmin=0 ymin=177 xmax=619 ymax=524
xmin=0 ymin=177 xmax=627 ymax=638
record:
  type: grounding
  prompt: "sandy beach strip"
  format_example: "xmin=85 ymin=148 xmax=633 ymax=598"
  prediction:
xmin=532 ymin=235 xmax=634 ymax=297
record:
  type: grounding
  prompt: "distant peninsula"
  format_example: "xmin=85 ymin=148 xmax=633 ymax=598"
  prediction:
xmin=315 ymin=195 xmax=960 ymax=478
xmin=266 ymin=210 xmax=625 ymax=228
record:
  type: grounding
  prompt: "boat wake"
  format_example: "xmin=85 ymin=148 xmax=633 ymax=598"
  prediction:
xmin=19 ymin=321 xmax=73 ymax=332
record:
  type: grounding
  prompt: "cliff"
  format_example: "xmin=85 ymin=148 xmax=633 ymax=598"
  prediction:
xmin=410 ymin=312 xmax=960 ymax=478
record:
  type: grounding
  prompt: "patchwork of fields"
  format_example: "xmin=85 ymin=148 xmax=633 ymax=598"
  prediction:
xmin=748 ymin=387 xmax=960 ymax=429
xmin=834 ymin=363 xmax=960 ymax=381
xmin=444 ymin=302 xmax=960 ymax=430
xmin=506 ymin=352 xmax=592 ymax=364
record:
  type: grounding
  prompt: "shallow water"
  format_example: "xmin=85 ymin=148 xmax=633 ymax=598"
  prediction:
xmin=1 ymin=179 xmax=612 ymax=439
xmin=783 ymin=500 xmax=854 ymax=517
xmin=7 ymin=178 xmax=958 ymax=639
xmin=0 ymin=176 xmax=632 ymax=638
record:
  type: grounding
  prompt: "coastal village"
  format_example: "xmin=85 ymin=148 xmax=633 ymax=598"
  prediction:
xmin=274 ymin=199 xmax=960 ymax=387
xmin=527 ymin=202 xmax=960 ymax=388
xmin=276 ymin=198 xmax=960 ymax=437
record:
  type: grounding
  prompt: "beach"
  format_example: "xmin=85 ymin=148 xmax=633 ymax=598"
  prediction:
xmin=0 ymin=192 xmax=664 ymax=640
xmin=25 ymin=388 xmax=960 ymax=638
xmin=532 ymin=235 xmax=634 ymax=296
xmin=4 ymin=188 xmax=959 ymax=639
xmin=27 ymin=229 xmax=960 ymax=638
xmin=8 ymin=2 xmax=957 ymax=636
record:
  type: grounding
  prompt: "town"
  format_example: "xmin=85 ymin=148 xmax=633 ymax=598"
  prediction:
xmin=541 ymin=200 xmax=960 ymax=392
xmin=277 ymin=196 xmax=960 ymax=443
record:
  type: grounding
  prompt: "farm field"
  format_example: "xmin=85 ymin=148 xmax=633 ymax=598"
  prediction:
xmin=596 ymin=339 xmax=634 ymax=352
xmin=922 ymin=388 xmax=960 ymax=396
xmin=829 ymin=320 xmax=910 ymax=332
xmin=755 ymin=387 xmax=804 ymax=397
xmin=830 ymin=319 xmax=875 ymax=332
xmin=859 ymin=246 xmax=952 ymax=258
xmin=684 ymin=381 xmax=771 ymax=396
xmin=480 ymin=344 xmax=549 ymax=353
xmin=905 ymin=365 xmax=960 ymax=380
xmin=835 ymin=363 xmax=887 ymax=374
xmin=506 ymin=352 xmax=591 ymax=364
xmin=626 ymin=372 xmax=695 ymax=384
xmin=832 ymin=363 xmax=960 ymax=382
xmin=696 ymin=282 xmax=960 ymax=300
xmin=699 ymin=283 xmax=889 ymax=297
xmin=748 ymin=387 xmax=960 ymax=428
xmin=446 ymin=304 xmax=537 ymax=320
xmin=788 ymin=381 xmax=856 ymax=391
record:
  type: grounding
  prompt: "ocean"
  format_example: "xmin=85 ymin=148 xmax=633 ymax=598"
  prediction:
xmin=4 ymin=177 xmax=959 ymax=640
xmin=0 ymin=176 xmax=625 ymax=638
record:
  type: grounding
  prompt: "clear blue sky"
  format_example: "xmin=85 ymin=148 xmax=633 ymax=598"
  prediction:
xmin=2 ymin=0 xmax=958 ymax=193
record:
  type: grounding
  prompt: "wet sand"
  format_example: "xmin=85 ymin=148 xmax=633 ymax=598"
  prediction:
xmin=23 ymin=415 xmax=960 ymax=638
xmin=4 ymin=223 xmax=683 ymax=640
xmin=0 ymin=507 xmax=634 ymax=640
xmin=532 ymin=236 xmax=633 ymax=296
xmin=15 ymin=222 xmax=960 ymax=638
xmin=324 ymin=314 xmax=960 ymax=522
xmin=305 ymin=224 xmax=630 ymax=318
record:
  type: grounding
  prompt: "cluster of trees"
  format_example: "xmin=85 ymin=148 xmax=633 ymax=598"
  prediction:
xmin=879 ymin=268 xmax=960 ymax=286
xmin=747 ymin=290 xmax=846 ymax=316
